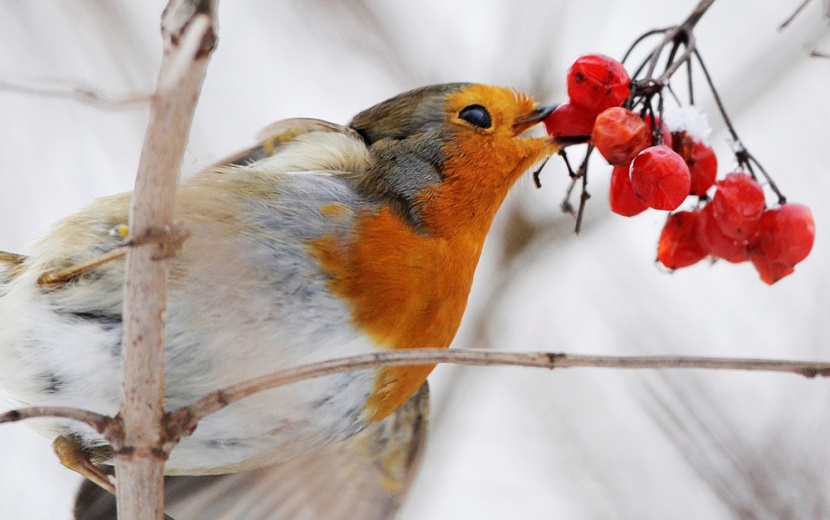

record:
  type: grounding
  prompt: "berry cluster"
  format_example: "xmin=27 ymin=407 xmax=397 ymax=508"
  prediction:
xmin=543 ymin=53 xmax=815 ymax=285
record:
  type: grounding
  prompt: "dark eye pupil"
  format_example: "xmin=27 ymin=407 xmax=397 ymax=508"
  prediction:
xmin=459 ymin=104 xmax=492 ymax=129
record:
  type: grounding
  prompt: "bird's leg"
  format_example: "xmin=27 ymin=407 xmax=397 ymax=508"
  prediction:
xmin=37 ymin=248 xmax=128 ymax=286
xmin=37 ymin=224 xmax=190 ymax=287
xmin=52 ymin=435 xmax=116 ymax=495
xmin=55 ymin=435 xmax=179 ymax=520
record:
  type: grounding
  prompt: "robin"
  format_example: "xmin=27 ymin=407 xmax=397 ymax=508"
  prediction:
xmin=0 ymin=83 xmax=565 ymax=515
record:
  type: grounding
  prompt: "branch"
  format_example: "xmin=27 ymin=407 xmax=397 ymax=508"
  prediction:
xmin=0 ymin=77 xmax=150 ymax=109
xmin=0 ymin=407 xmax=119 ymax=438
xmin=4 ymin=349 xmax=825 ymax=439
xmin=779 ymin=0 xmax=812 ymax=30
xmin=168 ymin=349 xmax=830 ymax=439
xmin=116 ymin=1 xmax=216 ymax=519
xmin=643 ymin=0 xmax=715 ymax=80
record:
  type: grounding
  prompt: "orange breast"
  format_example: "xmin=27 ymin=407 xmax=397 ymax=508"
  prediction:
xmin=309 ymin=205 xmax=485 ymax=422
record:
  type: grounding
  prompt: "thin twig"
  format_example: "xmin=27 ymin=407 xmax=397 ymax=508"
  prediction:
xmin=0 ymin=407 xmax=119 ymax=437
xmin=780 ymin=0 xmax=812 ymax=30
xmin=643 ymin=0 xmax=712 ymax=83
xmin=691 ymin=50 xmax=786 ymax=202
xmin=574 ymin=153 xmax=591 ymax=235
xmin=116 ymin=2 xmax=217 ymax=519
xmin=166 ymin=349 xmax=830 ymax=440
xmin=4 ymin=350 xmax=828 ymax=440
xmin=0 ymin=77 xmax=151 ymax=109
xmin=657 ymin=31 xmax=696 ymax=84
xmin=690 ymin=50 xmax=739 ymax=142
xmin=621 ymin=27 xmax=671 ymax=65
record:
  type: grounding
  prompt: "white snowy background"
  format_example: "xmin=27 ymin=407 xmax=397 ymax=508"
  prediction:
xmin=1 ymin=1 xmax=829 ymax=518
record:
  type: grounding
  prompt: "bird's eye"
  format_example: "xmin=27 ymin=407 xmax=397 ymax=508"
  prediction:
xmin=458 ymin=104 xmax=492 ymax=129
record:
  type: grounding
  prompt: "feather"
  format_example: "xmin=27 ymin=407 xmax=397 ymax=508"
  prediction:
xmin=74 ymin=383 xmax=429 ymax=520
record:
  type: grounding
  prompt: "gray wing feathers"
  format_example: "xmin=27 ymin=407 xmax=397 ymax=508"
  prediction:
xmin=215 ymin=118 xmax=366 ymax=169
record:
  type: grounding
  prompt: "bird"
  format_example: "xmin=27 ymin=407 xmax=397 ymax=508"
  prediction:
xmin=0 ymin=82 xmax=565 ymax=516
xmin=74 ymin=384 xmax=429 ymax=519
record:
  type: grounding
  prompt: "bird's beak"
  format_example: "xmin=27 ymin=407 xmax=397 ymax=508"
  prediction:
xmin=553 ymin=134 xmax=592 ymax=147
xmin=512 ymin=104 xmax=558 ymax=135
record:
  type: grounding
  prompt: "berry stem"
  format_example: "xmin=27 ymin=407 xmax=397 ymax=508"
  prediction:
xmin=621 ymin=27 xmax=672 ymax=65
xmin=691 ymin=50 xmax=739 ymax=143
xmin=656 ymin=31 xmax=695 ymax=85
xmin=642 ymin=0 xmax=714 ymax=83
xmin=686 ymin=56 xmax=695 ymax=105
xmin=683 ymin=0 xmax=717 ymax=29
xmin=779 ymin=0 xmax=812 ymax=30
xmin=575 ymin=146 xmax=593 ymax=234
xmin=560 ymin=145 xmax=594 ymax=234
xmin=691 ymin=49 xmax=787 ymax=203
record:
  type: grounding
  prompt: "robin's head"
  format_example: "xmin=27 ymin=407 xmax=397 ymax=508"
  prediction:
xmin=350 ymin=83 xmax=560 ymax=238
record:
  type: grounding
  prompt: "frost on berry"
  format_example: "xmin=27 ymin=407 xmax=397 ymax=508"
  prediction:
xmin=657 ymin=210 xmax=709 ymax=269
xmin=663 ymin=105 xmax=711 ymax=142
xmin=591 ymin=107 xmax=648 ymax=165
xmin=609 ymin=164 xmax=647 ymax=217
xmin=544 ymin=102 xmax=597 ymax=138
xmin=629 ymin=145 xmax=690 ymax=211
xmin=749 ymin=203 xmax=815 ymax=284
xmin=567 ymin=54 xmax=631 ymax=114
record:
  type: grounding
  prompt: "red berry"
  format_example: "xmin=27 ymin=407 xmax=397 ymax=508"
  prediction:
xmin=629 ymin=145 xmax=691 ymax=210
xmin=699 ymin=203 xmax=749 ymax=263
xmin=749 ymin=203 xmax=815 ymax=284
xmin=566 ymin=54 xmax=631 ymax=114
xmin=672 ymin=132 xmax=717 ymax=196
xmin=544 ymin=102 xmax=597 ymax=138
xmin=644 ymin=115 xmax=673 ymax=148
xmin=657 ymin=210 xmax=709 ymax=269
xmin=591 ymin=108 xmax=648 ymax=165
xmin=709 ymin=173 xmax=765 ymax=241
xmin=609 ymin=164 xmax=647 ymax=216
xmin=750 ymin=259 xmax=794 ymax=285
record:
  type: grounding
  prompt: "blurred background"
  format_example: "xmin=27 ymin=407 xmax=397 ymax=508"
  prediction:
xmin=1 ymin=1 xmax=828 ymax=518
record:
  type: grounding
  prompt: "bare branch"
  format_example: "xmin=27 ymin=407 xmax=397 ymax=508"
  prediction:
xmin=0 ymin=77 xmax=150 ymax=109
xmin=779 ymin=0 xmax=813 ymax=30
xmin=0 ymin=407 xmax=119 ymax=439
xmin=168 ymin=349 xmax=830 ymax=440
xmin=643 ymin=0 xmax=715 ymax=80
xmin=116 ymin=0 xmax=217 ymax=518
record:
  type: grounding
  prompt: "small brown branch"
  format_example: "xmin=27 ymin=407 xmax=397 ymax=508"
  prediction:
xmin=683 ymin=0 xmax=717 ymax=29
xmin=644 ymin=0 xmax=713 ymax=82
xmin=167 ymin=349 xmax=830 ymax=441
xmin=116 ymin=1 xmax=217 ymax=519
xmin=657 ymin=31 xmax=696 ymax=84
xmin=0 ymin=407 xmax=119 ymax=439
xmin=690 ymin=50 xmax=786 ymax=203
xmin=0 ymin=77 xmax=150 ymax=109
xmin=780 ymin=0 xmax=812 ymax=30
